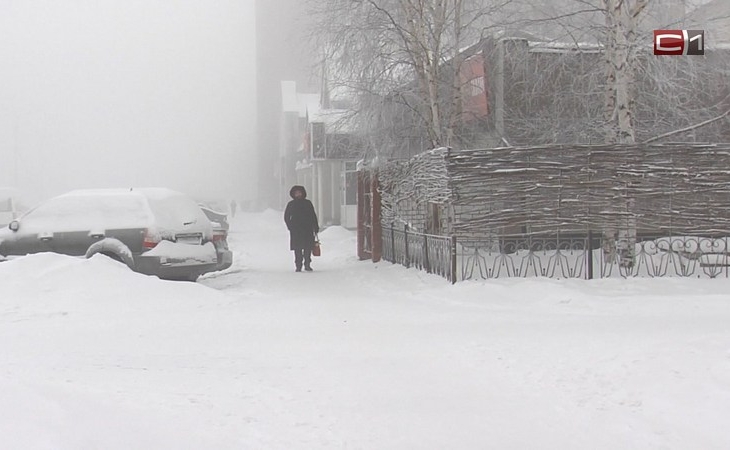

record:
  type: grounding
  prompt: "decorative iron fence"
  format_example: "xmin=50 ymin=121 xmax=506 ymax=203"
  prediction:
xmin=382 ymin=224 xmax=457 ymax=283
xmin=382 ymin=228 xmax=730 ymax=282
xmin=459 ymin=235 xmax=591 ymax=280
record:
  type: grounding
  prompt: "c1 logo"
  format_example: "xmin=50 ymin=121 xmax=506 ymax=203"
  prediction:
xmin=654 ymin=30 xmax=704 ymax=55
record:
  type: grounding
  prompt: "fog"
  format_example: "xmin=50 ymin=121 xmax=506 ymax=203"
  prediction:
xmin=0 ymin=0 xmax=256 ymax=207
xmin=255 ymin=0 xmax=317 ymax=209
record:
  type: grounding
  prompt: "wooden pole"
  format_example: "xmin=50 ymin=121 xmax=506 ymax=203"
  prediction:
xmin=371 ymin=170 xmax=383 ymax=263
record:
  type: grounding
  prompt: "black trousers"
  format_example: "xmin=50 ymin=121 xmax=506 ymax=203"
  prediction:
xmin=293 ymin=248 xmax=312 ymax=268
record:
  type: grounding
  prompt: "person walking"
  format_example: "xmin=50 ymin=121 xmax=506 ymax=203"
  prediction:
xmin=284 ymin=185 xmax=319 ymax=272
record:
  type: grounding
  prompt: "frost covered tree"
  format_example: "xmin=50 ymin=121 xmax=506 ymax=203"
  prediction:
xmin=592 ymin=0 xmax=729 ymax=144
xmin=306 ymin=0 xmax=510 ymax=154
xmin=510 ymin=0 xmax=729 ymax=144
xmin=307 ymin=0 xmax=728 ymax=155
xmin=601 ymin=0 xmax=648 ymax=144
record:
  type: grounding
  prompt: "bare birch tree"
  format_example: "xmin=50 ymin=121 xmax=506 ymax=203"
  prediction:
xmin=602 ymin=0 xmax=649 ymax=144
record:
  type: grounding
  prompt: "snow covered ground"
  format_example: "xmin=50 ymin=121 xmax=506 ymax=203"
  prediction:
xmin=2 ymin=209 xmax=730 ymax=449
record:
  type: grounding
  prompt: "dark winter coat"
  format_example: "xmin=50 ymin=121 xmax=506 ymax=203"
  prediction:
xmin=284 ymin=185 xmax=319 ymax=250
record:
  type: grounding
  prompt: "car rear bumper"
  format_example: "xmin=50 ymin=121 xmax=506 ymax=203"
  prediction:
xmin=134 ymin=242 xmax=219 ymax=280
xmin=135 ymin=254 xmax=218 ymax=280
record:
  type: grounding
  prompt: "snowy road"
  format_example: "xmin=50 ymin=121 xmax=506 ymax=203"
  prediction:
xmin=2 ymin=210 xmax=730 ymax=449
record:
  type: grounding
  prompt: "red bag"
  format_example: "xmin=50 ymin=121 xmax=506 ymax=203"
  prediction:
xmin=312 ymin=236 xmax=321 ymax=257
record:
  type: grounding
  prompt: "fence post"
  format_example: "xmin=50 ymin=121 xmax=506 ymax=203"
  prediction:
xmin=404 ymin=224 xmax=410 ymax=268
xmin=451 ymin=235 xmax=458 ymax=284
xmin=356 ymin=170 xmax=366 ymax=260
xmin=587 ymin=229 xmax=594 ymax=280
xmin=390 ymin=223 xmax=396 ymax=264
xmin=371 ymin=172 xmax=382 ymax=262
xmin=423 ymin=235 xmax=431 ymax=273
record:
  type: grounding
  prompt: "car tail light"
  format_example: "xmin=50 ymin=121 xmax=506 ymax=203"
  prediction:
xmin=143 ymin=229 xmax=159 ymax=249
xmin=212 ymin=232 xmax=226 ymax=242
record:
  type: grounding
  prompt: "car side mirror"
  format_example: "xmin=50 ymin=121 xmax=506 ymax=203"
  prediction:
xmin=8 ymin=220 xmax=19 ymax=232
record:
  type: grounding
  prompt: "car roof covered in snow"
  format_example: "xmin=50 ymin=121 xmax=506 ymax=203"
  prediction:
xmin=15 ymin=188 xmax=212 ymax=238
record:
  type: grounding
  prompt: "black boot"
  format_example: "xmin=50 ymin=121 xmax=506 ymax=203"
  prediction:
xmin=294 ymin=249 xmax=303 ymax=272
xmin=304 ymin=265 xmax=313 ymax=272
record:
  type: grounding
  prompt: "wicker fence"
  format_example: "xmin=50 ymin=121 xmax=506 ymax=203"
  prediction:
xmin=445 ymin=143 xmax=730 ymax=238
xmin=374 ymin=143 xmax=730 ymax=281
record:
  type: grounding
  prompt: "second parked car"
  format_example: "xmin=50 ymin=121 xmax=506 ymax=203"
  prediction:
xmin=198 ymin=203 xmax=233 ymax=271
xmin=0 ymin=188 xmax=231 ymax=281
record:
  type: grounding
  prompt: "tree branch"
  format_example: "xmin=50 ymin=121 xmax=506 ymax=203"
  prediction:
xmin=642 ymin=108 xmax=730 ymax=144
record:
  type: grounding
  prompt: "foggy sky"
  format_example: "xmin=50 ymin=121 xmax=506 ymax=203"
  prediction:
xmin=0 ymin=0 xmax=256 ymax=206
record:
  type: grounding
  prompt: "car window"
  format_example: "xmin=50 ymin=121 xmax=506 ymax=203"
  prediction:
xmin=144 ymin=191 xmax=212 ymax=237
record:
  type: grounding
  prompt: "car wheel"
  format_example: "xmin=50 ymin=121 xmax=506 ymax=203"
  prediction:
xmin=85 ymin=238 xmax=135 ymax=270
xmin=186 ymin=273 xmax=199 ymax=282
xmin=101 ymin=252 xmax=123 ymax=263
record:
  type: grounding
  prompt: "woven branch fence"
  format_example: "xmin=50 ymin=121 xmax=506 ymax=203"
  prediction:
xmin=374 ymin=142 xmax=730 ymax=281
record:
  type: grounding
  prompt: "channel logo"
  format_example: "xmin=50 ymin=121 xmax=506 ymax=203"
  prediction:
xmin=653 ymin=30 xmax=704 ymax=55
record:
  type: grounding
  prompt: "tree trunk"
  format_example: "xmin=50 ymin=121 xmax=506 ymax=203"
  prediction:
xmin=602 ymin=0 xmax=649 ymax=269
xmin=604 ymin=0 xmax=648 ymax=145
xmin=447 ymin=0 xmax=464 ymax=148
xmin=401 ymin=0 xmax=443 ymax=148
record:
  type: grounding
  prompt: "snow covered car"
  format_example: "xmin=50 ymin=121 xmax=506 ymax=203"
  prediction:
xmin=198 ymin=204 xmax=233 ymax=271
xmin=0 ymin=188 xmax=220 ymax=281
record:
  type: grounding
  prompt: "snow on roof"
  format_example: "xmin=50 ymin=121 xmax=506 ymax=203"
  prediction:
xmin=298 ymin=93 xmax=320 ymax=118
xmin=281 ymin=81 xmax=321 ymax=118
xmin=528 ymin=41 xmax=603 ymax=53
xmin=486 ymin=30 xmax=603 ymax=53
xmin=493 ymin=29 xmax=546 ymax=42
